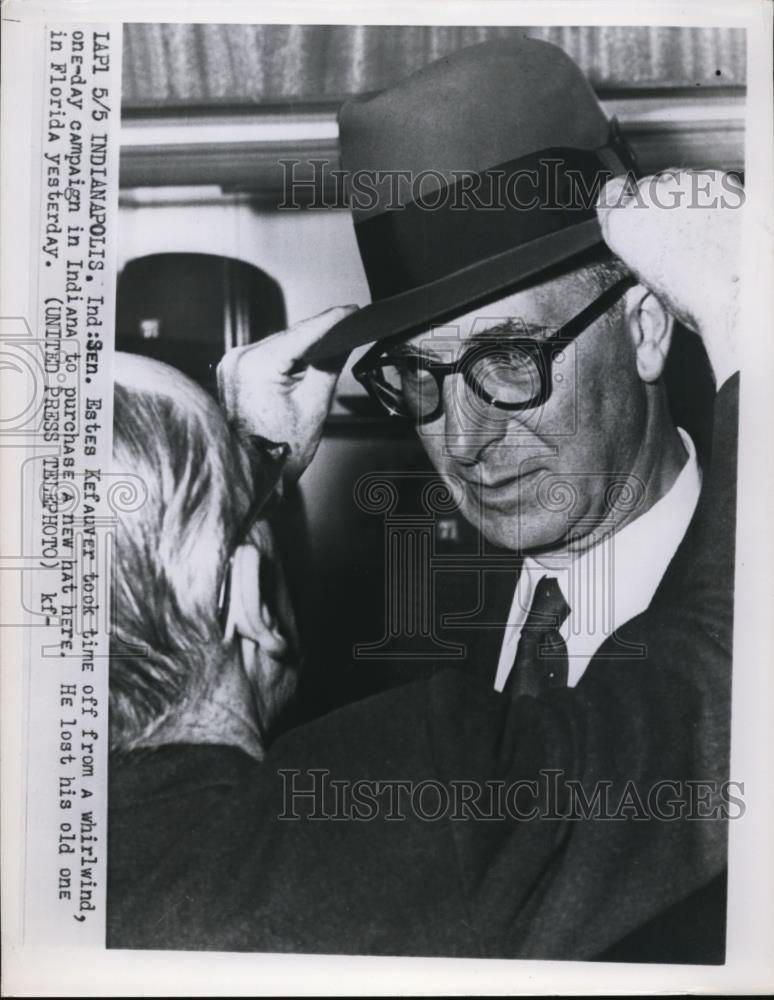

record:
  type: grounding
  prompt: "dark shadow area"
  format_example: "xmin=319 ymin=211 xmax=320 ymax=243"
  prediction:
xmin=116 ymin=252 xmax=287 ymax=396
xmin=595 ymin=870 xmax=727 ymax=964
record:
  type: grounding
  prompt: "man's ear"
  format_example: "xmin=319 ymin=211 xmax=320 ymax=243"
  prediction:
xmin=222 ymin=544 xmax=288 ymax=657
xmin=626 ymin=286 xmax=675 ymax=383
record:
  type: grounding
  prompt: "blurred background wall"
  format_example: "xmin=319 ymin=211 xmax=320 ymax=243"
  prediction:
xmin=121 ymin=24 xmax=745 ymax=103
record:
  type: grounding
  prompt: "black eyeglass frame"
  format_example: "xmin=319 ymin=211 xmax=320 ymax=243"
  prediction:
xmin=352 ymin=275 xmax=636 ymax=424
xmin=216 ymin=436 xmax=289 ymax=635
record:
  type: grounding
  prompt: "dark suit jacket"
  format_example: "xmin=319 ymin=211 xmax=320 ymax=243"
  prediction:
xmin=107 ymin=377 xmax=737 ymax=960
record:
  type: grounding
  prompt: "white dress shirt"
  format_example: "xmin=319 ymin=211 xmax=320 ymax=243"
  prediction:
xmin=494 ymin=429 xmax=702 ymax=691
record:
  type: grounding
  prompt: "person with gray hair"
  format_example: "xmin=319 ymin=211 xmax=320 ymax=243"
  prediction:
xmin=109 ymin=352 xmax=298 ymax=759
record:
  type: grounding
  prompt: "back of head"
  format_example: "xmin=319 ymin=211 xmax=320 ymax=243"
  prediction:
xmin=109 ymin=353 xmax=253 ymax=752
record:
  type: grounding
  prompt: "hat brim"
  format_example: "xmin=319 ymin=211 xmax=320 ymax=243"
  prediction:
xmin=304 ymin=217 xmax=605 ymax=365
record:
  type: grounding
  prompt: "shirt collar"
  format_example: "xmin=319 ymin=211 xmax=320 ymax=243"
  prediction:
xmin=495 ymin=429 xmax=702 ymax=690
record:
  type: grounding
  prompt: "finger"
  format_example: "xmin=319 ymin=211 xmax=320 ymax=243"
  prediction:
xmin=280 ymin=305 xmax=359 ymax=363
xmin=217 ymin=305 xmax=358 ymax=415
xmin=222 ymin=305 xmax=358 ymax=379
xmin=217 ymin=341 xmax=255 ymax=413
xmin=217 ymin=345 xmax=241 ymax=411
xmin=596 ymin=175 xmax=638 ymax=244
xmin=596 ymin=177 xmax=636 ymax=258
xmin=300 ymin=363 xmax=340 ymax=404
xmin=597 ymin=174 xmax=627 ymax=212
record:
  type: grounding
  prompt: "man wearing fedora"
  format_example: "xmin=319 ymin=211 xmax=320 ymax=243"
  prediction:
xmin=294 ymin=38 xmax=731 ymax=698
xmin=233 ymin=38 xmax=738 ymax=702
xmin=216 ymin=39 xmax=740 ymax=961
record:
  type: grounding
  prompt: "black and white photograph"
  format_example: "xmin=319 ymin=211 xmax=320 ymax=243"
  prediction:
xmin=1 ymin=1 xmax=773 ymax=995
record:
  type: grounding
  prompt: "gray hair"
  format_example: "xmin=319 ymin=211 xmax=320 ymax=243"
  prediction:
xmin=579 ymin=251 xmax=630 ymax=296
xmin=109 ymin=354 xmax=254 ymax=752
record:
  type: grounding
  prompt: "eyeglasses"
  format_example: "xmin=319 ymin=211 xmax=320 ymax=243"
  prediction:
xmin=352 ymin=276 xmax=635 ymax=424
xmin=217 ymin=436 xmax=289 ymax=635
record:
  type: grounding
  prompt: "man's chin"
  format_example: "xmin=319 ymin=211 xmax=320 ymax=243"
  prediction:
xmin=462 ymin=506 xmax=565 ymax=555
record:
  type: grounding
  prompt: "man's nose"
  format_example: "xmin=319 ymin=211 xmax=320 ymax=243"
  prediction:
xmin=438 ymin=375 xmax=506 ymax=465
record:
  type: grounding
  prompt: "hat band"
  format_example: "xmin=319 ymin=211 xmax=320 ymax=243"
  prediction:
xmin=353 ymin=143 xmax=631 ymax=302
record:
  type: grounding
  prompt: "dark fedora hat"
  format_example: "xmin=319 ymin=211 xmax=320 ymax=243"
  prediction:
xmin=305 ymin=38 xmax=637 ymax=364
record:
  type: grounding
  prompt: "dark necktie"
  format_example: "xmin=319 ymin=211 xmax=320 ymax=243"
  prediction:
xmin=503 ymin=575 xmax=570 ymax=697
